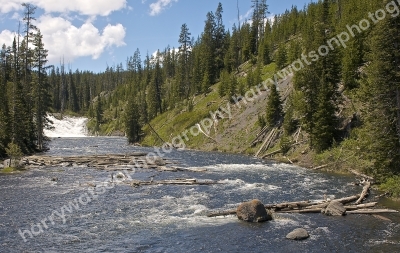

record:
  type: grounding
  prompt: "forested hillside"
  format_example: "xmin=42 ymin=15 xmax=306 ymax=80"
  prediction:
xmin=1 ymin=0 xmax=400 ymax=193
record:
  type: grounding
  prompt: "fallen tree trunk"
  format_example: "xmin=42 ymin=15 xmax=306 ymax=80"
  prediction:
xmin=305 ymin=202 xmax=329 ymax=209
xmin=355 ymin=181 xmax=371 ymax=205
xmin=344 ymin=202 xmax=377 ymax=211
xmin=264 ymin=200 xmax=311 ymax=210
xmin=207 ymin=209 xmax=237 ymax=217
xmin=276 ymin=208 xmax=322 ymax=214
xmin=255 ymin=128 xmax=277 ymax=157
xmin=312 ymin=164 xmax=329 ymax=170
xmin=262 ymin=149 xmax=281 ymax=158
xmin=348 ymin=169 xmax=374 ymax=182
xmin=304 ymin=195 xmax=361 ymax=210
xmin=251 ymin=126 xmax=270 ymax=147
xmin=336 ymin=195 xmax=361 ymax=204
xmin=347 ymin=209 xmax=399 ymax=214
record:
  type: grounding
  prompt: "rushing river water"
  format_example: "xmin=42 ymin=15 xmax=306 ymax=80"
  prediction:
xmin=1 ymin=137 xmax=400 ymax=253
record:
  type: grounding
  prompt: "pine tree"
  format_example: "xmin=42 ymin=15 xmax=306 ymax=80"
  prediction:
xmin=228 ymin=73 xmax=238 ymax=99
xmin=0 ymin=44 xmax=10 ymax=156
xmin=275 ymin=44 xmax=287 ymax=70
xmin=214 ymin=2 xmax=226 ymax=77
xmin=95 ymin=96 xmax=103 ymax=133
xmin=218 ymin=69 xmax=229 ymax=97
xmin=294 ymin=0 xmax=340 ymax=152
xmin=147 ymin=52 xmax=163 ymax=119
xmin=177 ymin=23 xmax=192 ymax=98
xmin=10 ymin=37 xmax=32 ymax=153
xmin=32 ymin=30 xmax=50 ymax=150
xmin=265 ymin=83 xmax=283 ymax=127
xmin=201 ymin=12 xmax=216 ymax=91
xmin=258 ymin=37 xmax=271 ymax=65
xmin=357 ymin=6 xmax=400 ymax=177
xmin=125 ymin=95 xmax=142 ymax=144
xmin=310 ymin=0 xmax=340 ymax=152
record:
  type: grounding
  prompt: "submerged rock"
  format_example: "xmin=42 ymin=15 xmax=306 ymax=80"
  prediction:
xmin=286 ymin=228 xmax=309 ymax=240
xmin=237 ymin=199 xmax=272 ymax=222
xmin=115 ymin=172 xmax=126 ymax=179
xmin=154 ymin=157 xmax=166 ymax=166
xmin=322 ymin=200 xmax=346 ymax=216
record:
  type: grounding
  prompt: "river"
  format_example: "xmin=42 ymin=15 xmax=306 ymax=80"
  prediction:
xmin=1 ymin=136 xmax=400 ymax=252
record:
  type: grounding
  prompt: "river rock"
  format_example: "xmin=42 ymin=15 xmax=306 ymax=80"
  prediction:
xmin=154 ymin=157 xmax=166 ymax=166
xmin=19 ymin=159 xmax=29 ymax=167
xmin=322 ymin=200 xmax=346 ymax=216
xmin=237 ymin=199 xmax=272 ymax=222
xmin=3 ymin=159 xmax=11 ymax=168
xmin=286 ymin=228 xmax=309 ymax=240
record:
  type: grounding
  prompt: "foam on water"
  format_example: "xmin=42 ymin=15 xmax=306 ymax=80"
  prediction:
xmin=44 ymin=115 xmax=88 ymax=138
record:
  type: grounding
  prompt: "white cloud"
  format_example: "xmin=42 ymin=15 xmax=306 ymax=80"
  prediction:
xmin=0 ymin=30 xmax=16 ymax=46
xmin=0 ymin=0 xmax=127 ymax=16
xmin=151 ymin=47 xmax=178 ymax=60
xmin=149 ymin=0 xmax=177 ymax=16
xmin=0 ymin=1 xmax=23 ymax=14
xmin=32 ymin=15 xmax=126 ymax=64
xmin=239 ymin=9 xmax=275 ymax=26
xmin=240 ymin=8 xmax=253 ymax=22
xmin=11 ymin=12 xmax=21 ymax=20
xmin=0 ymin=1 xmax=128 ymax=68
xmin=267 ymin=14 xmax=275 ymax=25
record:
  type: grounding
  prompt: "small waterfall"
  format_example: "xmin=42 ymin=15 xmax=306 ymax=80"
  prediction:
xmin=44 ymin=115 xmax=88 ymax=138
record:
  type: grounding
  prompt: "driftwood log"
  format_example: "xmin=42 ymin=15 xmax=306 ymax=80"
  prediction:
xmin=312 ymin=164 xmax=329 ymax=170
xmin=348 ymin=169 xmax=375 ymax=182
xmin=207 ymin=209 xmax=237 ymax=217
xmin=347 ymin=209 xmax=399 ymax=214
xmin=355 ymin=181 xmax=371 ymax=205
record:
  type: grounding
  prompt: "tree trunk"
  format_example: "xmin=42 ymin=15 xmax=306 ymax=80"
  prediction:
xmin=347 ymin=209 xmax=398 ymax=214
xmin=355 ymin=181 xmax=371 ymax=205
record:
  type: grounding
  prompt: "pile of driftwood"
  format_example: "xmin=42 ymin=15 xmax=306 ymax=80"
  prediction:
xmin=22 ymin=153 xmax=205 ymax=173
xmin=207 ymin=181 xmax=398 ymax=218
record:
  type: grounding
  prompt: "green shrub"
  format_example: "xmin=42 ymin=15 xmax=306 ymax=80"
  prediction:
xmin=279 ymin=135 xmax=292 ymax=155
xmin=380 ymin=176 xmax=400 ymax=198
xmin=257 ymin=115 xmax=266 ymax=128
xmin=5 ymin=142 xmax=23 ymax=167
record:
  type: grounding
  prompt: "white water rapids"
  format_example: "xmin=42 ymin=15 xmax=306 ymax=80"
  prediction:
xmin=44 ymin=115 xmax=88 ymax=138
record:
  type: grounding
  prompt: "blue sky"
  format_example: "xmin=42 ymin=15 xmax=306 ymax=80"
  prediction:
xmin=0 ymin=0 xmax=314 ymax=73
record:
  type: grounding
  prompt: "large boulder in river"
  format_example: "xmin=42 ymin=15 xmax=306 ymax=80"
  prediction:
xmin=286 ymin=228 xmax=310 ymax=240
xmin=237 ymin=199 xmax=272 ymax=222
xmin=322 ymin=200 xmax=346 ymax=216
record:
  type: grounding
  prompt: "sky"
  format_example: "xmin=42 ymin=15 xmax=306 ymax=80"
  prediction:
xmin=0 ymin=0 xmax=314 ymax=73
